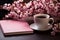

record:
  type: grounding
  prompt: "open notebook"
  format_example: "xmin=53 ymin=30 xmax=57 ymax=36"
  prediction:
xmin=0 ymin=20 xmax=33 ymax=35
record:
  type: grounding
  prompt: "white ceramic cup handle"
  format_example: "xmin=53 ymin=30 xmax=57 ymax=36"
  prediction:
xmin=49 ymin=18 xmax=54 ymax=24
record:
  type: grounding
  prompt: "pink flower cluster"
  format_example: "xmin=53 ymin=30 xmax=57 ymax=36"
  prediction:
xmin=3 ymin=0 xmax=60 ymax=20
xmin=51 ymin=24 xmax=60 ymax=36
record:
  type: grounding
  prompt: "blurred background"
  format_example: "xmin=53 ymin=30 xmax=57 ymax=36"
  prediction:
xmin=0 ymin=0 xmax=60 ymax=23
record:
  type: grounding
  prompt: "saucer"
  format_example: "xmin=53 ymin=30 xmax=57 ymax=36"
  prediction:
xmin=30 ymin=23 xmax=52 ymax=31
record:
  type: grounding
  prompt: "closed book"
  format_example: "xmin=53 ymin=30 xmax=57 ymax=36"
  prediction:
xmin=0 ymin=20 xmax=33 ymax=35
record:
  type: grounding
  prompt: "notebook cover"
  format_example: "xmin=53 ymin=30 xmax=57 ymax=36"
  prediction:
xmin=0 ymin=20 xmax=33 ymax=35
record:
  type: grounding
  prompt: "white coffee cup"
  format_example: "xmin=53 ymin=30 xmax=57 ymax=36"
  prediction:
xmin=34 ymin=14 xmax=54 ymax=31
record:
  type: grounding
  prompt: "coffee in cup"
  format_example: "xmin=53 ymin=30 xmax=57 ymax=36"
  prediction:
xmin=33 ymin=14 xmax=54 ymax=31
